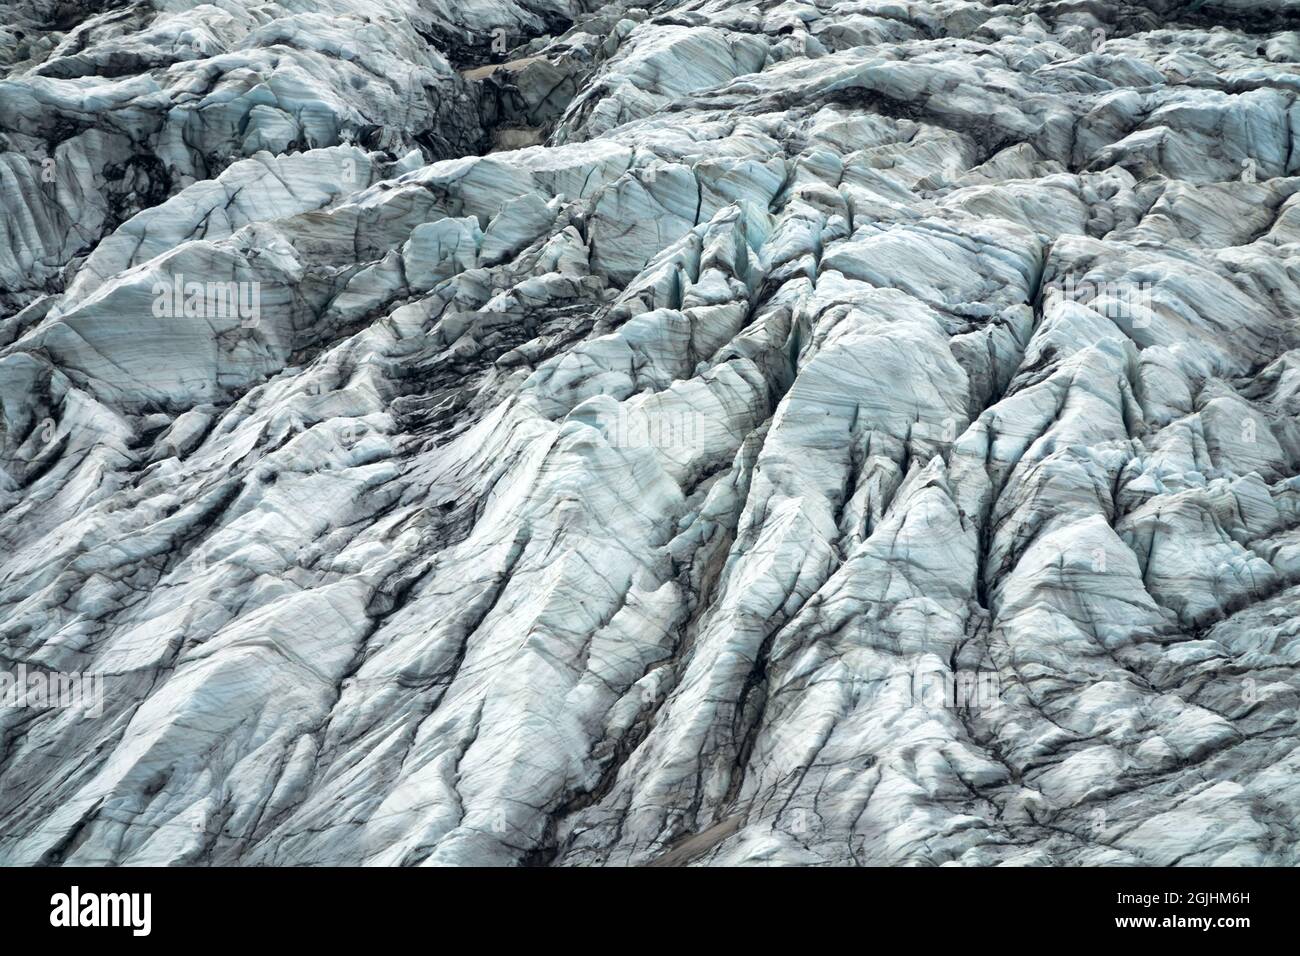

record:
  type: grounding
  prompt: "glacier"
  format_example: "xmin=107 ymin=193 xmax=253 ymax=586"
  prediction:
xmin=1 ymin=0 xmax=1300 ymax=866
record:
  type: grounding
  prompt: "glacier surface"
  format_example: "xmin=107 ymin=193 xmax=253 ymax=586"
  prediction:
xmin=2 ymin=0 xmax=1300 ymax=865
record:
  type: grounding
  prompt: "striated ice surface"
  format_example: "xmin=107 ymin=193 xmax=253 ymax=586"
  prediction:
xmin=2 ymin=0 xmax=1300 ymax=866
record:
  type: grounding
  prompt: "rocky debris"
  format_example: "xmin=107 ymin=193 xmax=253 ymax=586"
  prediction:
xmin=466 ymin=4 xmax=653 ymax=149
xmin=1 ymin=0 xmax=1299 ymax=867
